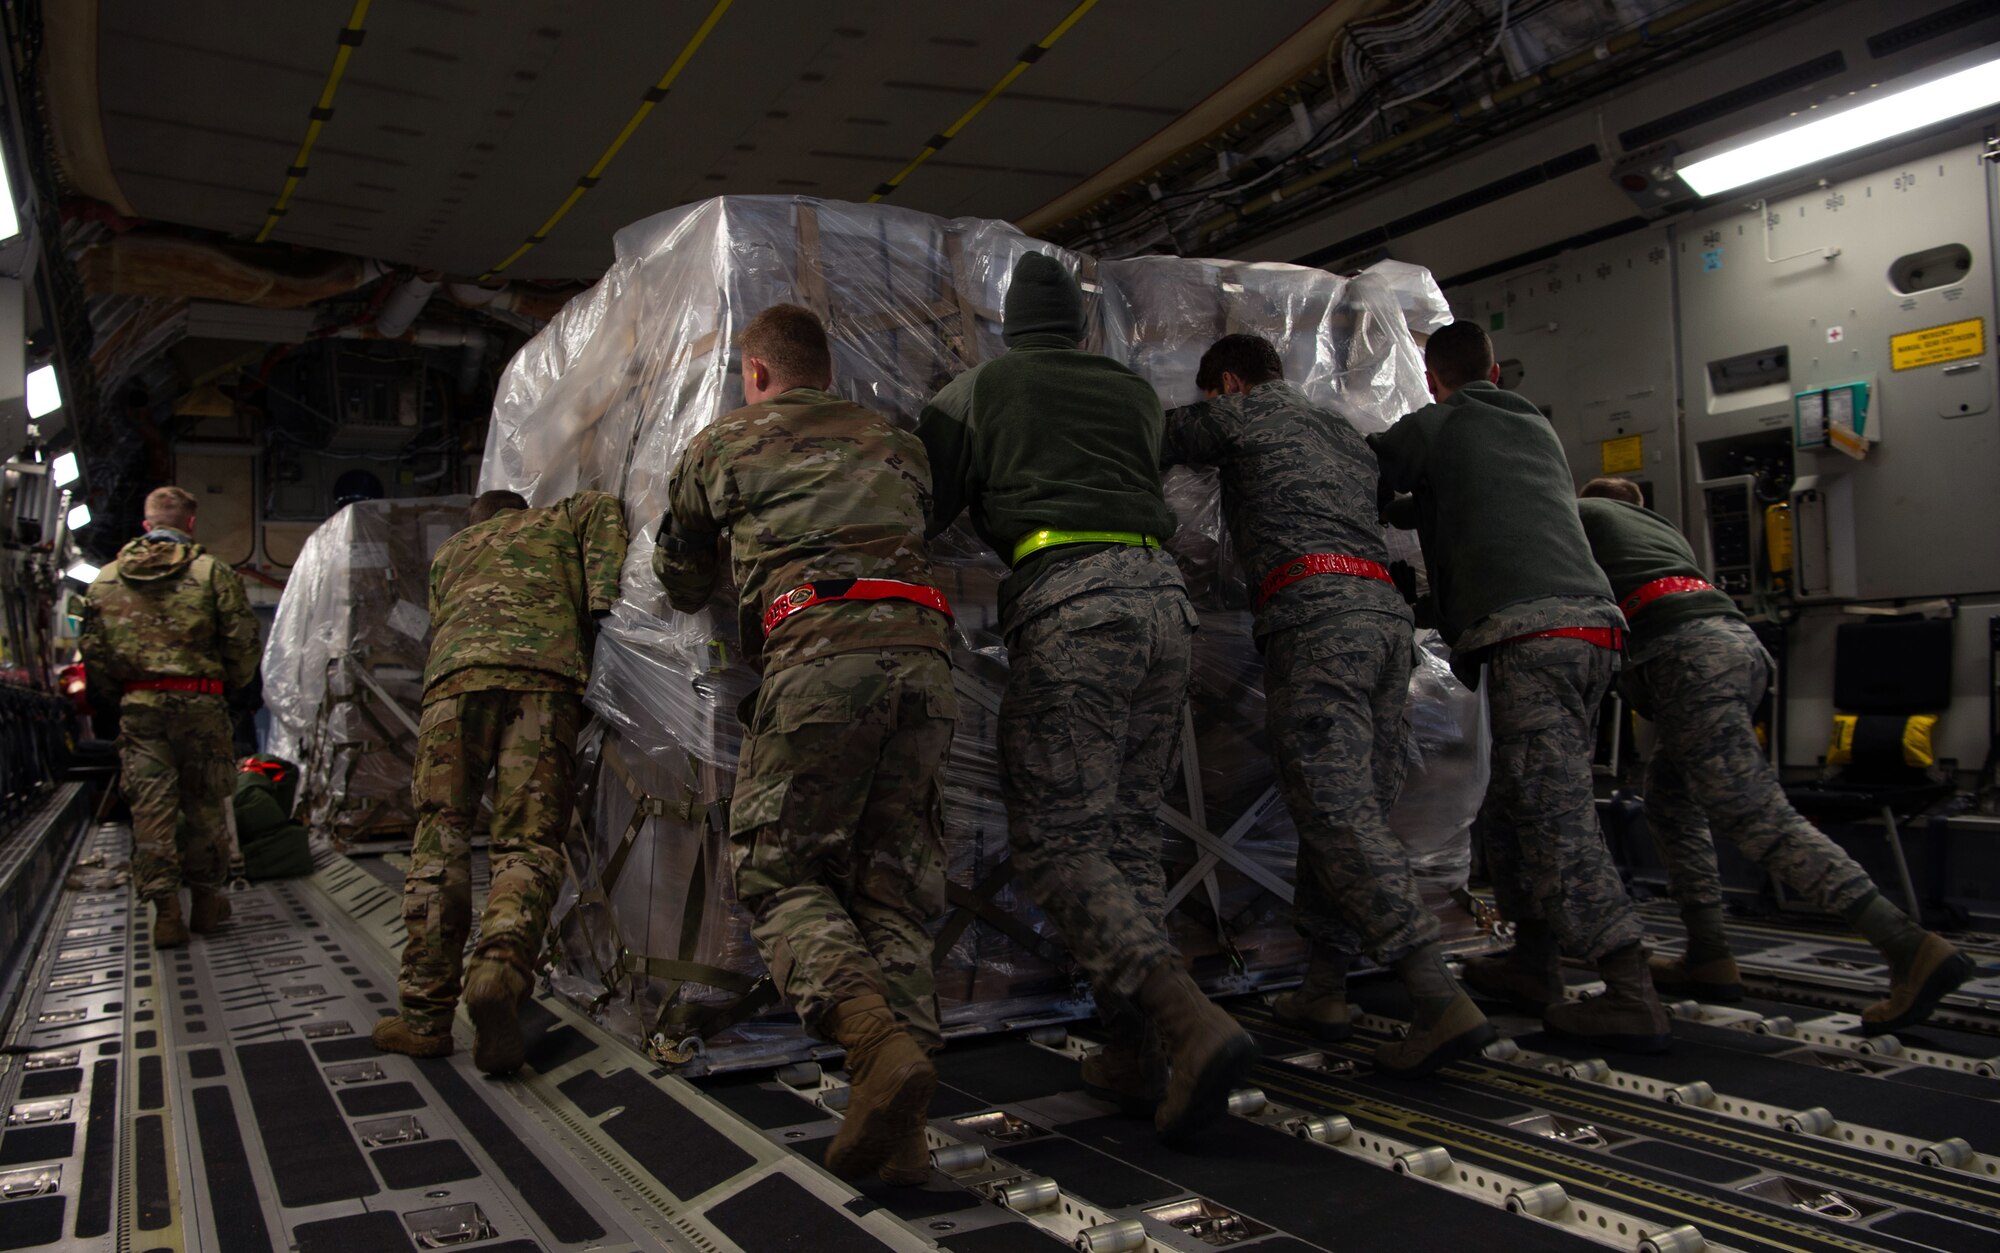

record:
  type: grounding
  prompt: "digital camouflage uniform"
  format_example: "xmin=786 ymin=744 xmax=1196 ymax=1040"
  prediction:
xmin=1373 ymin=383 xmax=1642 ymax=961
xmin=398 ymin=491 xmax=627 ymax=1034
xmin=1164 ymin=381 xmax=1427 ymax=962
xmin=80 ymin=531 xmax=260 ymax=901
xmin=659 ymin=387 xmax=957 ymax=1047
xmin=1578 ymin=498 xmax=1875 ymax=916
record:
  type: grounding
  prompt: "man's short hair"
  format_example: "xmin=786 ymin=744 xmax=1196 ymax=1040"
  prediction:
xmin=469 ymin=490 xmax=528 ymax=526
xmin=741 ymin=303 xmax=833 ymax=389
xmin=1580 ymin=476 xmax=1645 ymax=505
xmin=144 ymin=486 xmax=198 ymax=530
xmin=1424 ymin=321 xmax=1496 ymax=390
xmin=1195 ymin=334 xmax=1284 ymax=393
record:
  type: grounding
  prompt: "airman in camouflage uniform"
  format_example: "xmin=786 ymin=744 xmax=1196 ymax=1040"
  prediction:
xmin=374 ymin=487 xmax=627 ymax=1075
xmin=1163 ymin=335 xmax=1493 ymax=1076
xmin=80 ymin=485 xmax=260 ymax=948
xmin=659 ymin=304 xmax=957 ymax=1185
xmin=919 ymin=254 xmax=1255 ymax=1144
xmin=1578 ymin=479 xmax=1971 ymax=1034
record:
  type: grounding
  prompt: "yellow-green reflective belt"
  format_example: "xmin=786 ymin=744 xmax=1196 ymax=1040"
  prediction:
xmin=1010 ymin=528 xmax=1163 ymax=566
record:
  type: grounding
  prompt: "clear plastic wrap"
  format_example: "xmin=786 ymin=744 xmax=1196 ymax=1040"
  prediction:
xmin=471 ymin=196 xmax=1488 ymax=1070
xmin=1359 ymin=258 xmax=1455 ymax=338
xmin=263 ymin=496 xmax=469 ymax=847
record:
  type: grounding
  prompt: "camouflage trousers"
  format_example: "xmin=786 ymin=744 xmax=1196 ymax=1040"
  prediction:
xmin=120 ymin=695 xmax=234 ymax=901
xmin=1266 ymin=612 xmax=1434 ymax=963
xmin=731 ymin=648 xmax=956 ymax=1050
xmin=1001 ymin=586 xmax=1197 ymax=1001
xmin=1624 ymin=617 xmax=1874 ymax=915
xmin=1480 ymin=636 xmax=1644 ymax=960
xmin=397 ymin=688 xmax=581 ymax=1033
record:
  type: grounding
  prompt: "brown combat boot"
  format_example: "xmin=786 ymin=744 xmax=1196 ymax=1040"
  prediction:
xmin=1460 ymin=921 xmax=1562 ymax=1011
xmin=1081 ymin=1032 xmax=1167 ymax=1115
xmin=1271 ymin=948 xmax=1354 ymax=1042
xmin=1376 ymin=993 xmax=1497 ymax=1078
xmin=189 ymin=887 xmax=233 ymax=935
xmin=1136 ymin=963 xmax=1258 ymax=1146
xmin=1863 ymin=934 xmax=1974 ymax=1036
xmin=1648 ymin=953 xmax=1744 ymax=1003
xmin=1543 ymin=945 xmax=1671 ymax=1053
xmin=372 ymin=1015 xmax=454 ymax=1059
xmin=825 ymin=995 xmax=936 ymax=1180
xmin=152 ymin=894 xmax=189 ymax=949
xmin=465 ymin=960 xmax=531 ymax=1076
xmin=877 ymin=1126 xmax=933 ymax=1188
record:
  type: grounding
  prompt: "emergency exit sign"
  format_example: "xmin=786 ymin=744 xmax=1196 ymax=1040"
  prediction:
xmin=1889 ymin=317 xmax=1984 ymax=371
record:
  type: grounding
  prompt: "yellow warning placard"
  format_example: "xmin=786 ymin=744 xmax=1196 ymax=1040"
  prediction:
xmin=1600 ymin=434 xmax=1643 ymax=475
xmin=1890 ymin=317 xmax=1985 ymax=371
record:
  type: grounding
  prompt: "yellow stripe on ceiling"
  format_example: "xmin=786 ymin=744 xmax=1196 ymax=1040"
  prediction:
xmin=253 ymin=0 xmax=373 ymax=244
xmin=480 ymin=0 xmax=735 ymax=279
xmin=867 ymin=0 xmax=1100 ymax=205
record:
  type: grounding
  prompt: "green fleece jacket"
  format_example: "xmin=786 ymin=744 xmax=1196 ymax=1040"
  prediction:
xmin=917 ymin=334 xmax=1176 ymax=611
xmin=1370 ymin=381 xmax=1613 ymax=647
xmin=1577 ymin=496 xmax=1740 ymax=655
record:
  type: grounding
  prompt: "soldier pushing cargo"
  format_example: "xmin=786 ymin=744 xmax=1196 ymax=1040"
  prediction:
xmin=657 ymin=304 xmax=959 ymax=1186
xmin=1577 ymin=477 xmax=1971 ymax=1033
xmin=918 ymin=252 xmax=1257 ymax=1142
xmin=373 ymin=487 xmax=628 ymax=1074
xmin=1371 ymin=323 xmax=1670 ymax=1052
xmin=1163 ymin=334 xmax=1495 ymax=1075
xmin=80 ymin=485 xmax=260 ymax=948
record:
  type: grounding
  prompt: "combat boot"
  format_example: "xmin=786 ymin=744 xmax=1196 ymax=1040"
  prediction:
xmin=465 ymin=960 xmax=531 ymax=1076
xmin=1081 ymin=1030 xmax=1167 ymax=1115
xmin=1137 ymin=963 xmax=1258 ymax=1146
xmin=1543 ymin=945 xmax=1671 ymax=1053
xmin=372 ymin=1015 xmax=454 ymax=1058
xmin=1271 ymin=948 xmax=1354 ymax=1042
xmin=1376 ymin=994 xmax=1497 ymax=1078
xmin=1863 ymin=933 xmax=1974 ymax=1036
xmin=1460 ymin=921 xmax=1562 ymax=1011
xmin=825 ymin=995 xmax=936 ymax=1180
xmin=189 ymin=886 xmax=233 ymax=935
xmin=877 ymin=1126 xmax=932 ymax=1188
xmin=151 ymin=894 xmax=189 ymax=949
xmin=1648 ymin=953 xmax=1744 ymax=1002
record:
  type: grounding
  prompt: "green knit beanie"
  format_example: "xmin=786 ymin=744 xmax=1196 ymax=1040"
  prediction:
xmin=1003 ymin=252 xmax=1086 ymax=346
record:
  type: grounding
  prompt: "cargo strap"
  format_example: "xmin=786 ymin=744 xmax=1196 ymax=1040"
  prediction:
xmin=1619 ymin=575 xmax=1714 ymax=618
xmin=930 ymin=858 xmax=1068 ymax=969
xmin=1255 ymin=553 xmax=1393 ymax=610
xmin=1009 ymin=528 xmax=1162 ymax=566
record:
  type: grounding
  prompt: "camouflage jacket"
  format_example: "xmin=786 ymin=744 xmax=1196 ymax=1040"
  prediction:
xmin=80 ymin=532 xmax=260 ymax=707
xmin=658 ymin=386 xmax=952 ymax=675
xmin=1164 ymin=379 xmax=1410 ymax=640
xmin=424 ymin=491 xmax=628 ymax=698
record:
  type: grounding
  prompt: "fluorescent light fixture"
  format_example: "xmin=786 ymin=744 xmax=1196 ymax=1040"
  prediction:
xmin=1679 ymin=49 xmax=2000 ymax=196
xmin=50 ymin=450 xmax=77 ymax=487
xmin=65 ymin=560 xmax=98 ymax=584
xmin=25 ymin=363 xmax=59 ymax=418
xmin=66 ymin=502 xmax=90 ymax=530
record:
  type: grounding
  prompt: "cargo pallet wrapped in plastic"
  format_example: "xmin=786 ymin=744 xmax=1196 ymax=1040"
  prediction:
xmin=476 ymin=196 xmax=1492 ymax=1072
xmin=264 ymin=496 xmax=469 ymax=849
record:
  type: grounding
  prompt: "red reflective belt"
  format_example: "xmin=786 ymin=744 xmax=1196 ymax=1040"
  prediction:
xmin=1256 ymin=553 xmax=1394 ymax=609
xmin=1511 ymin=626 xmax=1625 ymax=651
xmin=763 ymin=578 xmax=953 ymax=637
xmin=1619 ymin=575 xmax=1715 ymax=618
xmin=125 ymin=677 xmax=224 ymax=695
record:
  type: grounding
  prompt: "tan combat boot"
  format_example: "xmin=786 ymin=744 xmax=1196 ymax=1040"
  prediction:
xmin=1080 ymin=1032 xmax=1167 ymax=1115
xmin=372 ymin=1015 xmax=454 ymax=1058
xmin=1136 ymin=963 xmax=1258 ymax=1146
xmin=1460 ymin=921 xmax=1562 ymax=1011
xmin=152 ymin=894 xmax=189 ymax=949
xmin=1543 ymin=945 xmax=1671 ymax=1053
xmin=1271 ymin=948 xmax=1354 ymax=1042
xmin=1376 ymin=993 xmax=1497 ymax=1078
xmin=1648 ymin=952 xmax=1744 ymax=1003
xmin=825 ymin=995 xmax=936 ymax=1180
xmin=189 ymin=887 xmax=233 ymax=935
xmin=1863 ymin=934 xmax=1973 ymax=1036
xmin=877 ymin=1126 xmax=932 ymax=1188
xmin=465 ymin=960 xmax=531 ymax=1076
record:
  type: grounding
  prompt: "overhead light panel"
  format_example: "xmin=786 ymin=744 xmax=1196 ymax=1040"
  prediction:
xmin=25 ymin=363 xmax=60 ymax=418
xmin=1678 ymin=49 xmax=2000 ymax=196
xmin=50 ymin=450 xmax=77 ymax=487
xmin=64 ymin=560 xmax=99 ymax=584
xmin=66 ymin=502 xmax=90 ymax=530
